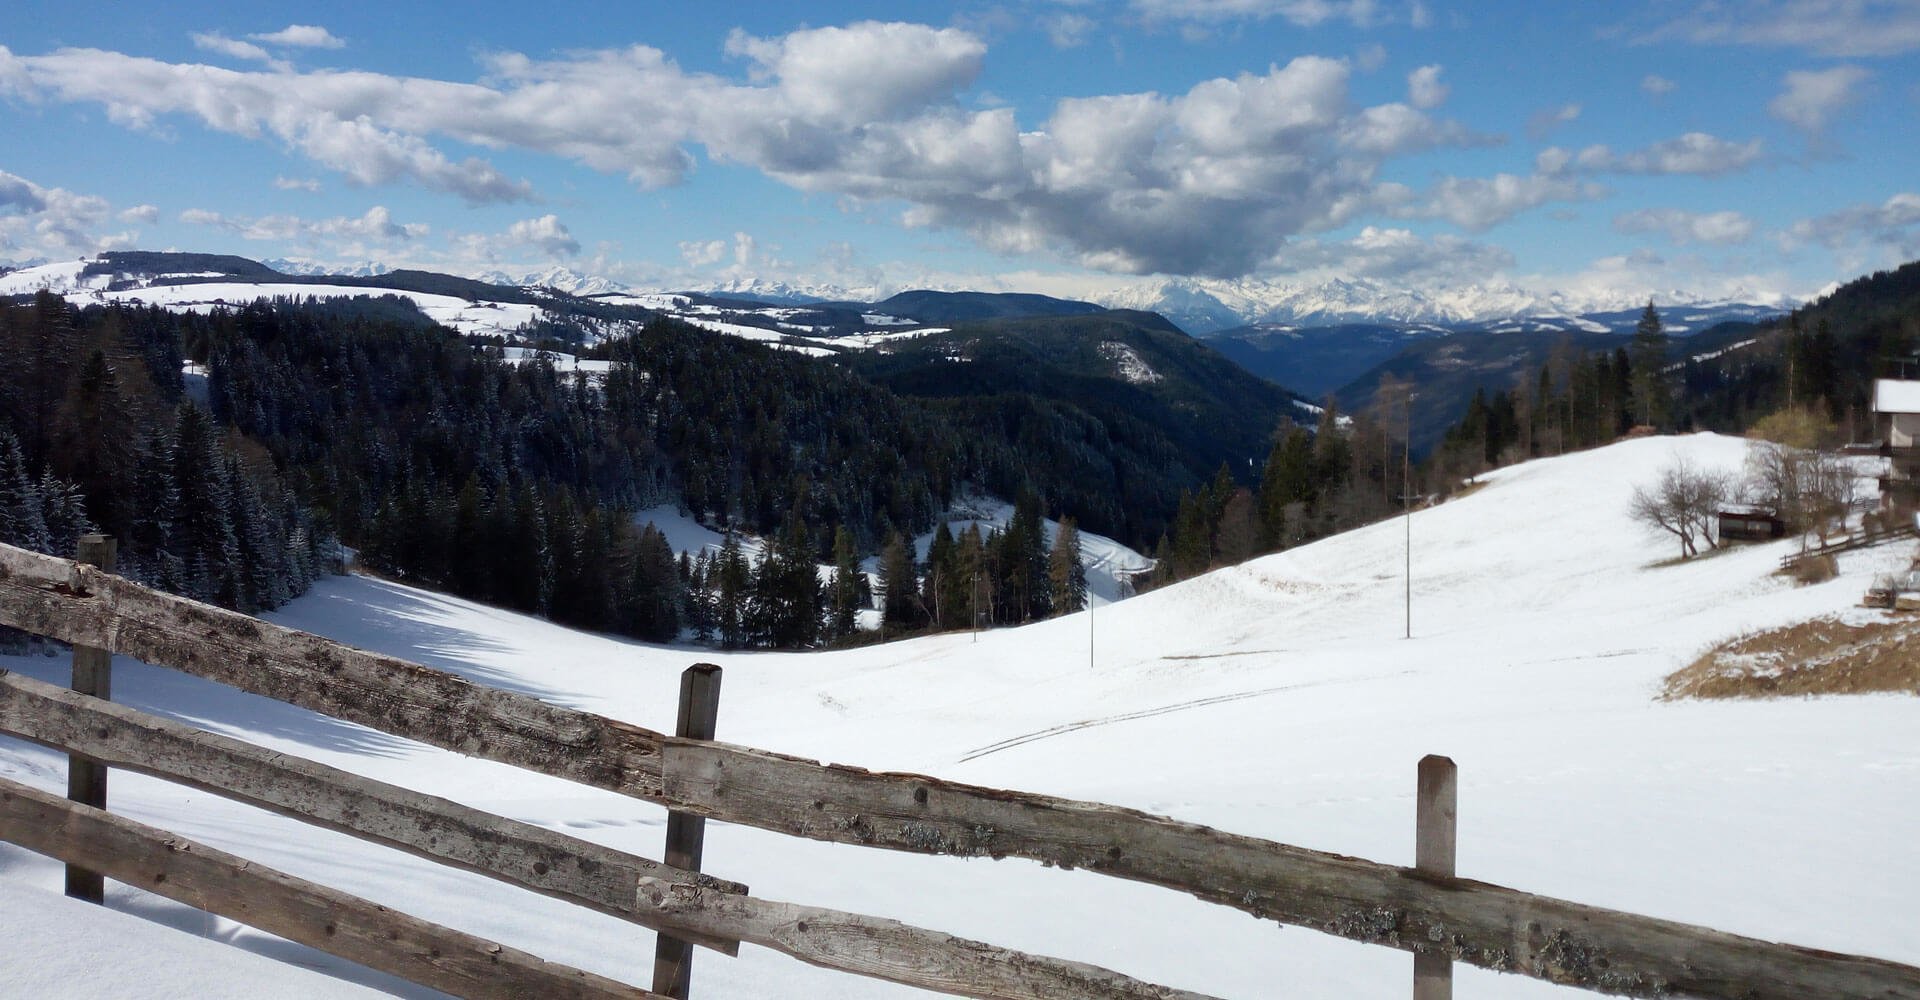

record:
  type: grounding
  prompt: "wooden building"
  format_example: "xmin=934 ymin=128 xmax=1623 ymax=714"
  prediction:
xmin=1718 ymin=507 xmax=1785 ymax=542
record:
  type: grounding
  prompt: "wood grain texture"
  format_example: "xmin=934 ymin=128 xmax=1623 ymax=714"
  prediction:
xmin=4 ymin=543 xmax=1919 ymax=999
xmin=0 ymin=776 xmax=656 ymax=1000
xmin=0 ymin=667 xmax=743 ymax=958
xmin=653 ymin=664 xmax=723 ymax=998
xmin=1414 ymin=755 xmax=1457 ymax=1000
xmin=635 ymin=876 xmax=1221 ymax=1000
xmin=64 ymin=533 xmax=116 ymax=903
xmin=0 ymin=670 xmax=1213 ymax=1000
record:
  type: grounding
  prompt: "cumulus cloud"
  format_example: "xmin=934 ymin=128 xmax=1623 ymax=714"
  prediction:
xmin=1393 ymin=172 xmax=1606 ymax=230
xmin=2 ymin=25 xmax=1489 ymax=276
xmin=1541 ymin=132 xmax=1764 ymax=176
xmin=3 ymin=47 xmax=535 ymax=203
xmin=1526 ymin=102 xmax=1581 ymax=140
xmin=1129 ymin=0 xmax=1410 ymax=27
xmin=1045 ymin=13 xmax=1097 ymax=48
xmin=503 ymin=214 xmax=580 ymax=257
xmin=1614 ymin=207 xmax=1756 ymax=245
xmin=118 ymin=204 xmax=159 ymax=224
xmin=1640 ymin=74 xmax=1676 ymax=97
xmin=248 ymin=25 xmax=346 ymax=49
xmin=1265 ymin=225 xmax=1515 ymax=283
xmin=1642 ymin=0 xmax=1920 ymax=57
xmin=0 ymin=170 xmax=132 ymax=257
xmin=679 ymin=239 xmax=727 ymax=268
xmin=180 ymin=204 xmax=429 ymax=246
xmin=1785 ymin=192 xmax=1920 ymax=257
xmin=273 ymin=176 xmax=321 ymax=192
xmin=1406 ymin=64 xmax=1447 ymax=109
xmin=190 ymin=33 xmax=282 ymax=67
xmin=1769 ymin=65 xmax=1869 ymax=133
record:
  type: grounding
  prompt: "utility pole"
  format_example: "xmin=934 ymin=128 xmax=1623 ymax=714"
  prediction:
xmin=1402 ymin=387 xmax=1415 ymax=641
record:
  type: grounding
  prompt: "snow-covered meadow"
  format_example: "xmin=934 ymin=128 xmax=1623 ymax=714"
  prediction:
xmin=1 ymin=433 xmax=1916 ymax=998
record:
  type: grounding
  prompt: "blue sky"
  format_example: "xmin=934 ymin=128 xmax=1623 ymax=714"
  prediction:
xmin=2 ymin=1 xmax=1917 ymax=301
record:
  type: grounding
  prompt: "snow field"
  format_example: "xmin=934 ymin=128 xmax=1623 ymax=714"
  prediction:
xmin=0 ymin=433 xmax=1915 ymax=998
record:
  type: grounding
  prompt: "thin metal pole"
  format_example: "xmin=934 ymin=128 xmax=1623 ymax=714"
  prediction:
xmin=1404 ymin=389 xmax=1413 ymax=640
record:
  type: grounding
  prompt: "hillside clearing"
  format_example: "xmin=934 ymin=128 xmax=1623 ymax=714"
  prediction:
xmin=0 ymin=433 xmax=1916 ymax=999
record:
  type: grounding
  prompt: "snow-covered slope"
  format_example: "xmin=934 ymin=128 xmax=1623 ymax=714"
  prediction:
xmin=2 ymin=435 xmax=1916 ymax=998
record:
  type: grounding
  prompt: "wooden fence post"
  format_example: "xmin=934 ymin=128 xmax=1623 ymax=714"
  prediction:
xmin=1414 ymin=754 xmax=1457 ymax=1000
xmin=652 ymin=664 xmax=722 ymax=999
xmin=65 ymin=533 xmax=116 ymax=904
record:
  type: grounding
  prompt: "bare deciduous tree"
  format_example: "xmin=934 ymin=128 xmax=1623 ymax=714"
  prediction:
xmin=1630 ymin=457 xmax=1734 ymax=559
xmin=1743 ymin=442 xmax=1861 ymax=549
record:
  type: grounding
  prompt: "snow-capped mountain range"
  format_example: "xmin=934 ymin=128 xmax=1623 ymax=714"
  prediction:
xmin=516 ymin=269 xmax=1794 ymax=335
xmin=1087 ymin=275 xmax=1797 ymax=334
xmin=4 ymin=253 xmax=1794 ymax=336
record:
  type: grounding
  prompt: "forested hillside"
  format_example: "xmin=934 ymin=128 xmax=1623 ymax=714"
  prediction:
xmin=0 ymin=293 xmax=325 ymax=616
xmin=0 ymin=289 xmax=1325 ymax=647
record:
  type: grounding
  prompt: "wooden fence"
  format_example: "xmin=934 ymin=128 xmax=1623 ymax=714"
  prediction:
xmin=1 ymin=537 xmax=1918 ymax=1000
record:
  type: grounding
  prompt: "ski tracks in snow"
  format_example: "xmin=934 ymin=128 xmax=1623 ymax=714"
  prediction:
xmin=956 ymin=669 xmax=1412 ymax=764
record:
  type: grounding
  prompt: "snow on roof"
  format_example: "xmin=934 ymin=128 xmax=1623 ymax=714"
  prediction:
xmin=1874 ymin=379 xmax=1920 ymax=414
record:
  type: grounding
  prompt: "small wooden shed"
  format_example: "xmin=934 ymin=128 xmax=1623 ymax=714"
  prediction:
xmin=1718 ymin=507 xmax=1785 ymax=542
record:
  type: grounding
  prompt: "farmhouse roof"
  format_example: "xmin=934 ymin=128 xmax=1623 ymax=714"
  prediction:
xmin=1872 ymin=378 xmax=1920 ymax=414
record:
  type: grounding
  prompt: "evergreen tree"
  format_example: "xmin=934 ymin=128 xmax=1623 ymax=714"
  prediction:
xmin=877 ymin=530 xmax=924 ymax=631
xmin=1047 ymin=516 xmax=1087 ymax=615
xmin=827 ymin=525 xmax=861 ymax=640
xmin=714 ymin=531 xmax=751 ymax=649
xmin=168 ymin=403 xmax=240 ymax=604
xmin=0 ymin=431 xmax=50 ymax=553
xmin=1629 ymin=300 xmax=1671 ymax=428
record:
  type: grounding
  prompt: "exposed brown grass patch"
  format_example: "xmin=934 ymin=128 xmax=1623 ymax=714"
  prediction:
xmin=1664 ymin=614 xmax=1920 ymax=699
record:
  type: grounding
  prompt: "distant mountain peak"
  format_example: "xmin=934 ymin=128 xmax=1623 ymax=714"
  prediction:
xmin=1093 ymin=275 xmax=1794 ymax=335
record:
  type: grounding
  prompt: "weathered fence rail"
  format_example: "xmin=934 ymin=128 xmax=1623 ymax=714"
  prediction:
xmin=1778 ymin=521 xmax=1919 ymax=568
xmin=2 ymin=540 xmax=1919 ymax=999
xmin=0 ymin=777 xmax=655 ymax=1000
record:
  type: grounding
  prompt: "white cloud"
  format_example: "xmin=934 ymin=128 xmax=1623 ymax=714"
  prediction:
xmin=117 ymin=204 xmax=159 ymax=224
xmin=1045 ymin=13 xmax=1097 ymax=48
xmin=1614 ymin=208 xmax=1756 ymax=245
xmin=1768 ymin=65 xmax=1869 ymax=132
xmin=248 ymin=25 xmax=346 ymax=50
xmin=0 ymin=170 xmax=132 ymax=257
xmin=1644 ymin=1 xmax=1920 ymax=57
xmin=1 ymin=26 xmax=1487 ymax=277
xmin=1543 ymin=132 xmax=1764 ymax=176
xmin=503 ymin=214 xmax=580 ymax=258
xmin=1265 ymin=225 xmax=1515 ymax=283
xmin=1526 ymin=102 xmax=1581 ymax=140
xmin=190 ymin=33 xmax=282 ymax=67
xmin=1786 ymin=192 xmax=1920 ymax=259
xmin=1406 ymin=64 xmax=1447 ymax=109
xmin=1395 ymin=172 xmax=1605 ymax=230
xmin=180 ymin=204 xmax=429 ymax=246
xmin=1128 ymin=0 xmax=1410 ymax=27
xmin=679 ymin=239 xmax=727 ymax=268
xmin=1640 ymin=74 xmax=1676 ymax=97
xmin=273 ymin=176 xmax=321 ymax=192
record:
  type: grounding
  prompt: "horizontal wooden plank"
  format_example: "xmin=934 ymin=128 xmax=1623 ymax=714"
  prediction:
xmin=4 ymin=542 xmax=1919 ymax=999
xmin=0 ymin=776 xmax=655 ymax=1000
xmin=0 ymin=668 xmax=743 ymax=957
xmin=634 ymin=876 xmax=1218 ymax=1000
xmin=0 ymin=670 xmax=1215 ymax=1000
